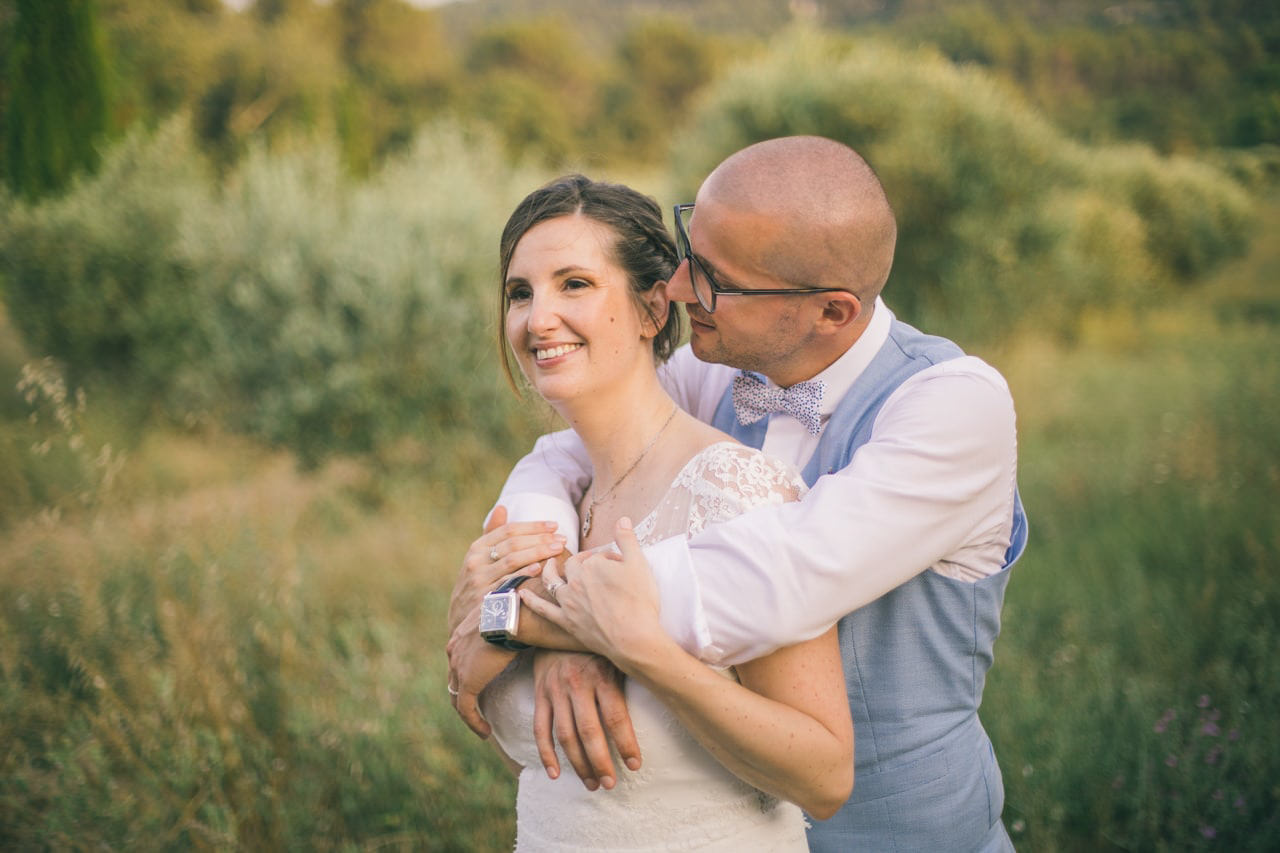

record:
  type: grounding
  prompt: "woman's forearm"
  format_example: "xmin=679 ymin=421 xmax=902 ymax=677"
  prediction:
xmin=516 ymin=607 xmax=588 ymax=652
xmin=615 ymin=629 xmax=853 ymax=819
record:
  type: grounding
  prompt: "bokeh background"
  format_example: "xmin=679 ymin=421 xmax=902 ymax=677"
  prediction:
xmin=1 ymin=0 xmax=1277 ymax=849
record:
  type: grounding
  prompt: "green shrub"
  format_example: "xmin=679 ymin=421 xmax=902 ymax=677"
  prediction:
xmin=175 ymin=121 xmax=550 ymax=465
xmin=0 ymin=118 xmax=209 ymax=390
xmin=1082 ymin=144 xmax=1256 ymax=282
xmin=1 ymin=118 xmax=554 ymax=466
xmin=669 ymin=29 xmax=1256 ymax=342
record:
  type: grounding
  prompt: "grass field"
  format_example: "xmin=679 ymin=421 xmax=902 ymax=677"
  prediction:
xmin=1 ymin=201 xmax=1276 ymax=849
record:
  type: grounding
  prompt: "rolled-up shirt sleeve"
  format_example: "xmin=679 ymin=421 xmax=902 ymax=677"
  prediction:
xmin=492 ymin=429 xmax=592 ymax=552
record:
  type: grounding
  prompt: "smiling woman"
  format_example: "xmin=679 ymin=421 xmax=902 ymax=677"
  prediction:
xmin=496 ymin=175 xmax=682 ymax=394
xmin=503 ymin=216 xmax=662 ymax=406
xmin=444 ymin=174 xmax=853 ymax=850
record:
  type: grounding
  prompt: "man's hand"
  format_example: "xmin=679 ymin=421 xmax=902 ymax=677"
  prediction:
xmin=532 ymin=651 xmax=641 ymax=791
xmin=447 ymin=606 xmax=518 ymax=738
xmin=448 ymin=506 xmax=566 ymax=635
xmin=523 ymin=518 xmax=667 ymax=670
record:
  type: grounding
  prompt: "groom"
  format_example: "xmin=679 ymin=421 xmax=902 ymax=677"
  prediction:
xmin=451 ymin=136 xmax=1027 ymax=851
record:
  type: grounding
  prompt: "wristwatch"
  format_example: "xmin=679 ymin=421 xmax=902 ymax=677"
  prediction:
xmin=479 ymin=575 xmax=533 ymax=650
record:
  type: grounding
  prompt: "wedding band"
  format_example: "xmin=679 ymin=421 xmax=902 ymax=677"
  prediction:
xmin=489 ymin=546 xmax=500 ymax=562
xmin=448 ymin=682 xmax=459 ymax=697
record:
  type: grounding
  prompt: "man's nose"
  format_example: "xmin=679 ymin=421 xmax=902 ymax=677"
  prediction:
xmin=667 ymin=258 xmax=698 ymax=305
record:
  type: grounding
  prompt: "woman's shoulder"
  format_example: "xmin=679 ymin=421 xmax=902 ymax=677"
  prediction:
xmin=676 ymin=441 xmax=807 ymax=504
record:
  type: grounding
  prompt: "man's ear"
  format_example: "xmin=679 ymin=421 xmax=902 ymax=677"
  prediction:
xmin=641 ymin=281 xmax=670 ymax=338
xmin=816 ymin=291 xmax=862 ymax=334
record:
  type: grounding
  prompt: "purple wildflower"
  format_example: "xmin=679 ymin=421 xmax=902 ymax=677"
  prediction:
xmin=1165 ymin=754 xmax=1179 ymax=768
xmin=1200 ymin=826 xmax=1217 ymax=839
xmin=1206 ymin=746 xmax=1222 ymax=765
xmin=1197 ymin=694 xmax=1211 ymax=709
xmin=1228 ymin=728 xmax=1240 ymax=741
xmin=1201 ymin=721 xmax=1221 ymax=737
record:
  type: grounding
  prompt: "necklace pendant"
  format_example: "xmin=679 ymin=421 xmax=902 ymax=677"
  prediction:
xmin=580 ymin=505 xmax=593 ymax=539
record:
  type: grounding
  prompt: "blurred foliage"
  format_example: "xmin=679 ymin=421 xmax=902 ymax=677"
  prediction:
xmin=175 ymin=121 xmax=549 ymax=466
xmin=0 ymin=19 xmax=1262 ymax=463
xmin=0 ymin=119 xmax=209 ymax=390
xmin=0 ymin=116 xmax=553 ymax=466
xmin=0 ymin=431 xmax=524 ymax=848
xmin=669 ymin=31 xmax=1255 ymax=343
xmin=0 ymin=0 xmax=112 ymax=199
xmin=892 ymin=2 xmax=1280 ymax=153
xmin=3 ymin=0 xmax=1276 ymax=196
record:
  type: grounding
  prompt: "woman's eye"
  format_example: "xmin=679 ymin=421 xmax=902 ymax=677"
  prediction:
xmin=564 ymin=277 xmax=590 ymax=291
xmin=507 ymin=286 xmax=532 ymax=301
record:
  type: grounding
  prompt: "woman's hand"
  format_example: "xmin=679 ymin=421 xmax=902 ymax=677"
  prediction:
xmin=446 ymin=605 xmax=519 ymax=738
xmin=520 ymin=517 xmax=673 ymax=674
xmin=448 ymin=505 xmax=567 ymax=635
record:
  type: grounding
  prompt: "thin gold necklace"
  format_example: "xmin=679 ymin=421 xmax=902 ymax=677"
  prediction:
xmin=581 ymin=405 xmax=678 ymax=540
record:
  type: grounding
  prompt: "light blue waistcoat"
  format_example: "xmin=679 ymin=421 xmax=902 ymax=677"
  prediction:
xmin=712 ymin=318 xmax=1028 ymax=852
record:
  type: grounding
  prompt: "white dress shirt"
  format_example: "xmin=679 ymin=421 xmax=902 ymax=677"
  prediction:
xmin=498 ymin=299 xmax=1019 ymax=666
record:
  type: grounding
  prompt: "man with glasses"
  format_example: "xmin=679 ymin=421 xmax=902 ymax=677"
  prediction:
xmin=451 ymin=136 xmax=1026 ymax=852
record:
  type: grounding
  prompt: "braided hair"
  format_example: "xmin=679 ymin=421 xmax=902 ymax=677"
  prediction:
xmin=498 ymin=174 xmax=683 ymax=390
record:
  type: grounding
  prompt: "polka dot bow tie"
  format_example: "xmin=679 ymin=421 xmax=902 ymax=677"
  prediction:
xmin=731 ymin=371 xmax=825 ymax=436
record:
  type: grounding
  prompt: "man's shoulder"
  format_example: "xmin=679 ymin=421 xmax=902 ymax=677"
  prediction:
xmin=885 ymin=317 xmax=967 ymax=366
xmin=885 ymin=354 xmax=1014 ymax=414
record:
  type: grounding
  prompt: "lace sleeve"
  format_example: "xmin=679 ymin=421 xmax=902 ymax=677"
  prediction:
xmin=635 ymin=442 xmax=807 ymax=545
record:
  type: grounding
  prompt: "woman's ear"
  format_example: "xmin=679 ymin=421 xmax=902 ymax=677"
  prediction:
xmin=640 ymin=281 xmax=670 ymax=338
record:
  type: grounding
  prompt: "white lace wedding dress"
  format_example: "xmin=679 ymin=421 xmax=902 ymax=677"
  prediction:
xmin=481 ymin=442 xmax=811 ymax=852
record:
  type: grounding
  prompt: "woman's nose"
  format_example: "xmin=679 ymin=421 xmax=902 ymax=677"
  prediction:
xmin=526 ymin=291 xmax=560 ymax=333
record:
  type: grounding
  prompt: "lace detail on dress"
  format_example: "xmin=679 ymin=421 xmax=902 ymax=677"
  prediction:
xmin=633 ymin=442 xmax=807 ymax=545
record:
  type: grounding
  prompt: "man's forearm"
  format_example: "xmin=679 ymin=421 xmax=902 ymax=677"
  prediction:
xmin=658 ymin=366 xmax=1020 ymax=666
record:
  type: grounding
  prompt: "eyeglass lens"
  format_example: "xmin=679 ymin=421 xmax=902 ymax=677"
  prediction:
xmin=676 ymin=207 xmax=716 ymax=313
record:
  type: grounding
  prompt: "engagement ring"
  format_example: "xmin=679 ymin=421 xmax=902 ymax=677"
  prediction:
xmin=544 ymin=579 xmax=566 ymax=599
xmin=489 ymin=546 xmax=500 ymax=562
xmin=447 ymin=681 xmax=459 ymax=697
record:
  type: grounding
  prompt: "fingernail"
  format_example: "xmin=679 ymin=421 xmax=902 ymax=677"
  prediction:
xmin=544 ymin=521 xmax=558 ymax=530
xmin=585 ymin=778 xmax=599 ymax=791
xmin=625 ymin=757 xmax=641 ymax=771
xmin=618 ymin=516 xmax=632 ymax=530
xmin=546 ymin=766 xmax=559 ymax=779
xmin=600 ymin=775 xmax=615 ymax=789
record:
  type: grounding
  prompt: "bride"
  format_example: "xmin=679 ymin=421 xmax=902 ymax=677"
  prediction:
xmin=459 ymin=175 xmax=852 ymax=850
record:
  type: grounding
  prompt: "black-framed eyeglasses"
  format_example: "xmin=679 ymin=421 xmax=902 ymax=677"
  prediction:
xmin=673 ymin=203 xmax=854 ymax=314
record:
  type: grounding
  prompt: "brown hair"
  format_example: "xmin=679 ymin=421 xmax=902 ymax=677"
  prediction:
xmin=498 ymin=174 xmax=682 ymax=390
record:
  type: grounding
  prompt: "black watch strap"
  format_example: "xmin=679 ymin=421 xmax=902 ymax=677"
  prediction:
xmin=493 ymin=574 xmax=533 ymax=594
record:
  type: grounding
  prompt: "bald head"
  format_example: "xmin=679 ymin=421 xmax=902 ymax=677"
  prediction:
xmin=700 ymin=136 xmax=896 ymax=302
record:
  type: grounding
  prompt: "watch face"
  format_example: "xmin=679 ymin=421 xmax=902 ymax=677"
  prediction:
xmin=480 ymin=592 xmax=515 ymax=633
